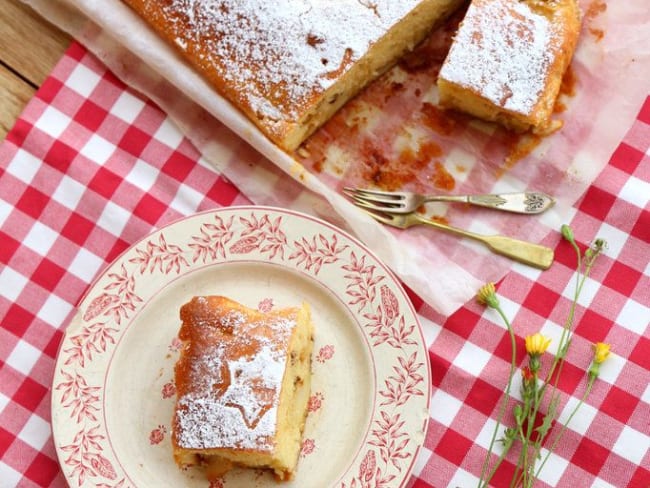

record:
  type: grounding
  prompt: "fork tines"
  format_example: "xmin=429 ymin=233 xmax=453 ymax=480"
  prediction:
xmin=343 ymin=187 xmax=403 ymax=202
xmin=342 ymin=187 xmax=407 ymax=212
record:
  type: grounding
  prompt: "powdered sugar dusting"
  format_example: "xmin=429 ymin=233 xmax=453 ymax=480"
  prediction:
xmin=439 ymin=0 xmax=554 ymax=115
xmin=174 ymin=299 xmax=298 ymax=451
xmin=176 ymin=344 xmax=285 ymax=450
xmin=154 ymin=0 xmax=424 ymax=123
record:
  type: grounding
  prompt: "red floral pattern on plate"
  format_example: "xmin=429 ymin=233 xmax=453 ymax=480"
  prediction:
xmin=161 ymin=381 xmax=176 ymax=399
xmin=316 ymin=344 xmax=335 ymax=363
xmin=149 ymin=425 xmax=166 ymax=445
xmin=308 ymin=392 xmax=324 ymax=412
xmin=130 ymin=234 xmax=188 ymax=274
xmin=168 ymin=336 xmax=182 ymax=352
xmin=258 ymin=297 xmax=274 ymax=312
xmin=301 ymin=438 xmax=316 ymax=457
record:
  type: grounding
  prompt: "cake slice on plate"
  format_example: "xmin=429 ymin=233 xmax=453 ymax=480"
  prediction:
xmin=172 ymin=296 xmax=314 ymax=481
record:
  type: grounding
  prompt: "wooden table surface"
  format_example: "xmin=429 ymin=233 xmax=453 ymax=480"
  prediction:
xmin=1 ymin=0 xmax=71 ymax=140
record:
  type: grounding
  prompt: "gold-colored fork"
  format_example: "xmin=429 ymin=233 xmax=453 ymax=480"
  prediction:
xmin=362 ymin=209 xmax=554 ymax=270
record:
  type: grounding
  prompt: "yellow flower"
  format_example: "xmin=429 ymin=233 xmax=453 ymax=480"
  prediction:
xmin=593 ymin=342 xmax=611 ymax=364
xmin=477 ymin=282 xmax=498 ymax=308
xmin=525 ymin=333 xmax=552 ymax=357
xmin=589 ymin=342 xmax=612 ymax=379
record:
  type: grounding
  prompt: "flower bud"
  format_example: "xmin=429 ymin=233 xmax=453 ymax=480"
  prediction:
xmin=561 ymin=224 xmax=575 ymax=244
xmin=529 ymin=355 xmax=541 ymax=373
xmin=592 ymin=238 xmax=606 ymax=252
xmin=588 ymin=361 xmax=600 ymax=379
xmin=514 ymin=404 xmax=524 ymax=426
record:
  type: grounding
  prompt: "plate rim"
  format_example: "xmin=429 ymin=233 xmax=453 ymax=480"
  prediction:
xmin=51 ymin=205 xmax=432 ymax=487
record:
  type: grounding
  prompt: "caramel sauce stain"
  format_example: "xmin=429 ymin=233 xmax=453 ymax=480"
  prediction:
xmin=418 ymin=140 xmax=444 ymax=159
xmin=420 ymin=103 xmax=459 ymax=136
xmin=588 ymin=28 xmax=604 ymax=41
xmin=389 ymin=82 xmax=406 ymax=97
xmin=585 ymin=0 xmax=607 ymax=20
xmin=431 ymin=161 xmax=456 ymax=191
xmin=359 ymin=139 xmax=454 ymax=191
xmin=585 ymin=0 xmax=607 ymax=41
xmin=553 ymin=65 xmax=577 ymax=113
xmin=299 ymin=109 xmax=361 ymax=172
xmin=498 ymin=133 xmax=543 ymax=177
xmin=312 ymin=158 xmax=324 ymax=173
xmin=360 ymin=140 xmax=394 ymax=189
xmin=430 ymin=215 xmax=450 ymax=225
xmin=560 ymin=65 xmax=577 ymax=97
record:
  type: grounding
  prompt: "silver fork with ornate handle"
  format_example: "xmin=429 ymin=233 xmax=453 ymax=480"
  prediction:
xmin=360 ymin=209 xmax=554 ymax=270
xmin=343 ymin=187 xmax=555 ymax=214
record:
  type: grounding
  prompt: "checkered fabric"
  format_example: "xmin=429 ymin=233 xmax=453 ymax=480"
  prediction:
xmin=0 ymin=42 xmax=648 ymax=488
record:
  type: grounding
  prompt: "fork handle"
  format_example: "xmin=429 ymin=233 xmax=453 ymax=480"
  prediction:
xmin=424 ymin=192 xmax=555 ymax=214
xmin=480 ymin=235 xmax=554 ymax=270
xmin=417 ymin=217 xmax=554 ymax=269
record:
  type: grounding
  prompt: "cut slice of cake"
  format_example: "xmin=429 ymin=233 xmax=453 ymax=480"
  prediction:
xmin=437 ymin=0 xmax=581 ymax=134
xmin=172 ymin=296 xmax=314 ymax=481
xmin=121 ymin=0 xmax=465 ymax=151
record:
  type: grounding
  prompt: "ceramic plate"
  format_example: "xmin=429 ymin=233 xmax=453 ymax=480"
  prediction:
xmin=52 ymin=206 xmax=430 ymax=488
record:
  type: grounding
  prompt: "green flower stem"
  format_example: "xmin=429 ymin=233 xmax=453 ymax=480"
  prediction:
xmin=510 ymin=435 xmax=528 ymax=488
xmin=511 ymin=373 xmax=540 ymax=488
xmin=526 ymin=244 xmax=599 ymax=476
xmin=542 ymin=249 xmax=588 ymax=392
xmin=543 ymin=263 xmax=587 ymax=388
xmin=523 ymin=237 xmax=603 ymax=485
xmin=532 ymin=374 xmax=596 ymax=485
xmin=525 ymin=379 xmax=543 ymax=485
xmin=482 ymin=440 xmax=514 ymax=488
xmin=519 ymin=267 xmax=588 ymax=486
xmin=478 ymin=306 xmax=518 ymax=488
xmin=506 ymin=389 xmax=532 ymax=487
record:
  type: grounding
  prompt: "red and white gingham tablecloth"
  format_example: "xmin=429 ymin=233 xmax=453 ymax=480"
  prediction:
xmin=0 ymin=42 xmax=648 ymax=488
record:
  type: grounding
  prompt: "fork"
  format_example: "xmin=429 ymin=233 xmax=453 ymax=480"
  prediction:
xmin=361 ymin=209 xmax=554 ymax=270
xmin=343 ymin=187 xmax=555 ymax=215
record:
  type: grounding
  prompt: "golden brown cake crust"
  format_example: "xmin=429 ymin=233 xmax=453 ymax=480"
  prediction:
xmin=438 ymin=0 xmax=581 ymax=133
xmin=121 ymin=0 xmax=464 ymax=150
